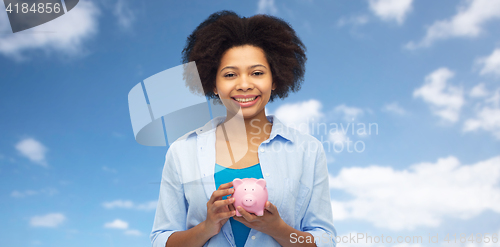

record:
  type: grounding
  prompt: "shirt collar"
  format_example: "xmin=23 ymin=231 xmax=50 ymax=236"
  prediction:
xmin=194 ymin=114 xmax=295 ymax=143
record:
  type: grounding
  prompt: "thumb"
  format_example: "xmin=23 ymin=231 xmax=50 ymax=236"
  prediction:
xmin=265 ymin=201 xmax=274 ymax=212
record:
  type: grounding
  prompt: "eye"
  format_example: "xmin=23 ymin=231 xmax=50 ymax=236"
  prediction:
xmin=253 ymin=71 xmax=264 ymax=76
xmin=224 ymin=73 xmax=236 ymax=78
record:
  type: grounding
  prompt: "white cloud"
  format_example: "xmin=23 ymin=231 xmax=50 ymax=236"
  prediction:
xmin=274 ymin=99 xmax=324 ymax=134
xmin=368 ymin=0 xmax=413 ymax=25
xmin=329 ymin=131 xmax=348 ymax=143
xmin=330 ymin=155 xmax=500 ymax=231
xmin=15 ymin=138 xmax=49 ymax=167
xmin=334 ymin=104 xmax=364 ymax=121
xmin=102 ymin=199 xmax=157 ymax=211
xmin=406 ymin=0 xmax=500 ymax=49
xmin=463 ymin=106 xmax=500 ymax=138
xmin=463 ymin=88 xmax=500 ymax=139
xmin=382 ymin=102 xmax=406 ymax=115
xmin=136 ymin=201 xmax=157 ymax=211
xmin=30 ymin=213 xmax=66 ymax=227
xmin=477 ymin=48 xmax=500 ymax=77
xmin=413 ymin=68 xmax=464 ymax=123
xmin=257 ymin=0 xmax=278 ymax=15
xmin=469 ymin=83 xmax=489 ymax=98
xmin=103 ymin=200 xmax=134 ymax=209
xmin=337 ymin=15 xmax=370 ymax=27
xmin=104 ymin=219 xmax=128 ymax=229
xmin=113 ymin=0 xmax=135 ymax=30
xmin=104 ymin=219 xmax=142 ymax=235
xmin=12 ymin=190 xmax=38 ymax=198
xmin=124 ymin=229 xmax=142 ymax=236
xmin=0 ymin=0 xmax=100 ymax=61
xmin=11 ymin=188 xmax=57 ymax=198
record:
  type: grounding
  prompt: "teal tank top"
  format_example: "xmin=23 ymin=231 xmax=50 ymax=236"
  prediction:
xmin=214 ymin=163 xmax=263 ymax=247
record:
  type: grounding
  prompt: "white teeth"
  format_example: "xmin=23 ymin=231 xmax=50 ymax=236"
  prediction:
xmin=234 ymin=96 xmax=257 ymax=102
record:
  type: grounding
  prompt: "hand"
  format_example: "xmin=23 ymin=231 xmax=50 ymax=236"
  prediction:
xmin=203 ymin=182 xmax=236 ymax=237
xmin=232 ymin=201 xmax=284 ymax=236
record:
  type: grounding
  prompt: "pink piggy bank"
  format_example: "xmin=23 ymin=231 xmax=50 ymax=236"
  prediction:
xmin=232 ymin=178 xmax=268 ymax=216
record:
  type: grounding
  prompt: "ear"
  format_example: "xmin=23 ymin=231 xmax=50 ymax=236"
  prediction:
xmin=271 ymin=82 xmax=276 ymax=91
xmin=233 ymin=178 xmax=243 ymax=188
xmin=256 ymin=179 xmax=266 ymax=189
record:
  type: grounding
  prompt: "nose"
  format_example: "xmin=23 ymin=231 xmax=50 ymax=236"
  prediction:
xmin=242 ymin=194 xmax=256 ymax=207
xmin=235 ymin=74 xmax=254 ymax=91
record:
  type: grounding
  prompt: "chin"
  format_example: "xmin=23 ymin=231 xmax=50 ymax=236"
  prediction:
xmin=243 ymin=109 xmax=266 ymax=118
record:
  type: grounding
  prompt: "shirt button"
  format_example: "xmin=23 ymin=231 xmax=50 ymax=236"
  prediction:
xmin=251 ymin=236 xmax=256 ymax=240
xmin=259 ymin=148 xmax=265 ymax=153
xmin=265 ymin=173 xmax=270 ymax=177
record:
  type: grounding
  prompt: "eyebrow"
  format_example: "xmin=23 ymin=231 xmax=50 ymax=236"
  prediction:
xmin=220 ymin=64 xmax=267 ymax=73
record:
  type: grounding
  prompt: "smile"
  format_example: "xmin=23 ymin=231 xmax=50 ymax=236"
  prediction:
xmin=233 ymin=96 xmax=257 ymax=102
xmin=231 ymin=96 xmax=260 ymax=107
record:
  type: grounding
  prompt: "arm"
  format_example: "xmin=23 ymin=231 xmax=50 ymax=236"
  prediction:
xmin=266 ymin=143 xmax=336 ymax=247
xmin=168 ymin=182 xmax=236 ymax=247
xmin=267 ymin=221 xmax=318 ymax=247
xmin=164 ymin=224 xmax=214 ymax=247
xmin=150 ymin=143 xmax=214 ymax=247
xmin=150 ymin=142 xmax=235 ymax=247
xmin=299 ymin=142 xmax=337 ymax=247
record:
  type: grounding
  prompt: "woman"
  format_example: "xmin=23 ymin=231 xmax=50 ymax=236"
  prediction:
xmin=151 ymin=10 xmax=336 ymax=247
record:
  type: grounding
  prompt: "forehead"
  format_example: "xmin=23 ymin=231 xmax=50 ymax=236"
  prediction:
xmin=219 ymin=45 xmax=269 ymax=67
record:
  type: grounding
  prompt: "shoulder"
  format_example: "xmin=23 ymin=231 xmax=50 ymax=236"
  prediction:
xmin=279 ymin=122 xmax=324 ymax=154
xmin=168 ymin=115 xmax=224 ymax=150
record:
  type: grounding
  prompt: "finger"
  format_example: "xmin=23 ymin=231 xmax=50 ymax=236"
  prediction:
xmin=216 ymin=209 xmax=236 ymax=221
xmin=237 ymin=206 xmax=255 ymax=222
xmin=213 ymin=197 xmax=235 ymax=209
xmin=209 ymin=187 xmax=234 ymax=204
xmin=214 ymin=187 xmax=234 ymax=198
xmin=209 ymin=181 xmax=233 ymax=204
xmin=227 ymin=196 xmax=236 ymax=211
xmin=218 ymin=181 xmax=233 ymax=190
xmin=265 ymin=201 xmax=277 ymax=214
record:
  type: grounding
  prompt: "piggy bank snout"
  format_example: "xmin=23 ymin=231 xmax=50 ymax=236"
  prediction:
xmin=242 ymin=194 xmax=256 ymax=207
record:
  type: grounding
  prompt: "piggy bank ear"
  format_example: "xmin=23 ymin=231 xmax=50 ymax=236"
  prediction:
xmin=256 ymin=179 xmax=266 ymax=188
xmin=233 ymin=178 xmax=243 ymax=188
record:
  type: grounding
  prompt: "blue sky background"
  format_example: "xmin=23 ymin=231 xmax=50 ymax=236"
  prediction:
xmin=1 ymin=0 xmax=500 ymax=246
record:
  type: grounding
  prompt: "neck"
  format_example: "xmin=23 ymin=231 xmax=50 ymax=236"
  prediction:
xmin=220 ymin=110 xmax=272 ymax=141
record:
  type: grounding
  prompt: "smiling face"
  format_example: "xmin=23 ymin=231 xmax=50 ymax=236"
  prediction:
xmin=214 ymin=45 xmax=276 ymax=119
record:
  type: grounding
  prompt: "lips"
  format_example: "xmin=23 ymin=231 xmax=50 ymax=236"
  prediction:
xmin=231 ymin=95 xmax=260 ymax=107
xmin=231 ymin=94 xmax=259 ymax=99
xmin=232 ymin=96 xmax=258 ymax=102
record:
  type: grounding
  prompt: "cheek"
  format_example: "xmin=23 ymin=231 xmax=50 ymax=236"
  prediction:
xmin=264 ymin=85 xmax=274 ymax=95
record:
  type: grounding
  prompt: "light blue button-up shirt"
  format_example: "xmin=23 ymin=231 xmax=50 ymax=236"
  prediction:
xmin=150 ymin=114 xmax=337 ymax=247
